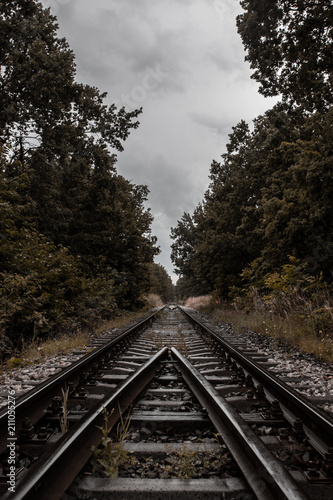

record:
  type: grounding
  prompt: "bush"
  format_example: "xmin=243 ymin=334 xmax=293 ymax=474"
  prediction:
xmin=145 ymin=294 xmax=164 ymax=308
xmin=0 ymin=228 xmax=119 ymax=343
xmin=233 ymin=256 xmax=333 ymax=338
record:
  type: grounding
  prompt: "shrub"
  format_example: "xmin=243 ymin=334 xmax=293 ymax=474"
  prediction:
xmin=145 ymin=294 xmax=164 ymax=308
xmin=184 ymin=295 xmax=212 ymax=309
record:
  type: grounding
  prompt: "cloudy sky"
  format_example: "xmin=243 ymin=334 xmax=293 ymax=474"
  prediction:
xmin=41 ymin=0 xmax=277 ymax=282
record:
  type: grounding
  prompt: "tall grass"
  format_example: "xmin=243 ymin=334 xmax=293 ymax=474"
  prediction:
xmin=145 ymin=294 xmax=164 ymax=308
xmin=187 ymin=293 xmax=333 ymax=363
xmin=6 ymin=307 xmax=159 ymax=367
xmin=184 ymin=295 xmax=212 ymax=309
xmin=20 ymin=329 xmax=91 ymax=362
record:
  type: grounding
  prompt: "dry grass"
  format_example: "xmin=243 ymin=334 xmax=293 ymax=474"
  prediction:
xmin=214 ymin=308 xmax=333 ymax=362
xmin=14 ymin=308 xmax=155 ymax=366
xmin=184 ymin=295 xmax=212 ymax=309
xmin=21 ymin=329 xmax=91 ymax=362
xmin=144 ymin=294 xmax=164 ymax=308
xmin=95 ymin=309 xmax=152 ymax=334
xmin=188 ymin=295 xmax=333 ymax=363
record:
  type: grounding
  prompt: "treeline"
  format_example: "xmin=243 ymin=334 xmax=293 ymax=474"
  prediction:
xmin=0 ymin=1 xmax=163 ymax=346
xmin=171 ymin=0 xmax=333 ymax=302
xmin=148 ymin=263 xmax=174 ymax=303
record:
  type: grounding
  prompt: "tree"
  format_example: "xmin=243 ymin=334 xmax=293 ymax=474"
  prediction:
xmin=0 ymin=1 xmax=159 ymax=343
xmin=0 ymin=1 xmax=141 ymax=155
xmin=0 ymin=145 xmax=115 ymax=342
xmin=257 ymin=108 xmax=333 ymax=279
xmin=171 ymin=103 xmax=333 ymax=299
xmin=0 ymin=0 xmax=143 ymax=247
xmin=237 ymin=0 xmax=333 ymax=111
xmin=171 ymin=120 xmax=261 ymax=298
xmin=170 ymin=209 xmax=209 ymax=297
xmin=148 ymin=263 xmax=174 ymax=303
xmin=172 ymin=1 xmax=333 ymax=301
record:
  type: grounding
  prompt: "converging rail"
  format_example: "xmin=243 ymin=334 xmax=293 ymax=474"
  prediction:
xmin=0 ymin=305 xmax=332 ymax=499
xmin=4 ymin=348 xmax=169 ymax=500
xmin=171 ymin=347 xmax=308 ymax=500
xmin=179 ymin=306 xmax=333 ymax=470
xmin=0 ymin=307 xmax=163 ymax=453
xmin=8 ymin=348 xmax=309 ymax=500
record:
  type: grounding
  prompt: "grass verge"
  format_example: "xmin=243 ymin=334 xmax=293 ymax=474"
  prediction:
xmin=185 ymin=296 xmax=333 ymax=363
xmin=3 ymin=302 xmax=164 ymax=370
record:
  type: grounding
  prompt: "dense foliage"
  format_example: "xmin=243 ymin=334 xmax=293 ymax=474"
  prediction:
xmin=0 ymin=1 xmax=160 ymax=345
xmin=148 ymin=263 xmax=174 ymax=303
xmin=237 ymin=0 xmax=333 ymax=112
xmin=171 ymin=0 xmax=333 ymax=303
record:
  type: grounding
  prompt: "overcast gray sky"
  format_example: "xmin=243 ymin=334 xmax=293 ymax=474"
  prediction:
xmin=41 ymin=0 xmax=277 ymax=283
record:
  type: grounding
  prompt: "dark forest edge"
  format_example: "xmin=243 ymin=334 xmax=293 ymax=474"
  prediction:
xmin=0 ymin=1 xmax=174 ymax=360
xmin=171 ymin=0 xmax=333 ymax=358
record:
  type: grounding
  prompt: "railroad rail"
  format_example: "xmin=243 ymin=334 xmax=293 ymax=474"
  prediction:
xmin=179 ymin=306 xmax=333 ymax=469
xmin=0 ymin=307 xmax=163 ymax=452
xmin=0 ymin=305 xmax=332 ymax=499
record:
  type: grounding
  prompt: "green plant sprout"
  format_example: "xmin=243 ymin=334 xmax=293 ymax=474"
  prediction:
xmin=91 ymin=404 xmax=135 ymax=478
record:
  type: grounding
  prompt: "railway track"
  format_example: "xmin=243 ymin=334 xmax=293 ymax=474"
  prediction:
xmin=0 ymin=305 xmax=332 ymax=499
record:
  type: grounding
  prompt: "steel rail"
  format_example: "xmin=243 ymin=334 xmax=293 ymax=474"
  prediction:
xmin=179 ymin=306 xmax=333 ymax=452
xmin=4 ymin=346 xmax=169 ymax=500
xmin=0 ymin=307 xmax=163 ymax=452
xmin=171 ymin=347 xmax=309 ymax=500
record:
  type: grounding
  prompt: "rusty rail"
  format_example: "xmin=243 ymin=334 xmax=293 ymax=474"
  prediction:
xmin=171 ymin=347 xmax=309 ymax=500
xmin=179 ymin=306 xmax=333 ymax=456
xmin=4 ymin=347 xmax=169 ymax=500
xmin=0 ymin=307 xmax=162 ymax=453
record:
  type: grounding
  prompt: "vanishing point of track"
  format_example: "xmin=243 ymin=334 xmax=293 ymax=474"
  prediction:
xmin=1 ymin=305 xmax=332 ymax=499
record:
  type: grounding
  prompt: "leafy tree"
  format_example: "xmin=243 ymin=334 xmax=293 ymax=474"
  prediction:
xmin=194 ymin=121 xmax=256 ymax=296
xmin=172 ymin=1 xmax=333 ymax=303
xmin=148 ymin=263 xmax=174 ymax=303
xmin=174 ymin=276 xmax=193 ymax=302
xmin=0 ymin=145 xmax=116 ymax=342
xmin=0 ymin=1 xmax=159 ymax=343
xmin=171 ymin=104 xmax=333 ymax=299
xmin=258 ymin=108 xmax=333 ymax=278
xmin=59 ymin=165 xmax=159 ymax=308
xmin=237 ymin=0 xmax=333 ymax=111
xmin=171 ymin=209 xmax=209 ymax=297
xmin=171 ymin=120 xmax=262 ymax=298
xmin=0 ymin=0 xmax=141 ymax=155
xmin=0 ymin=0 xmax=145 ymax=258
